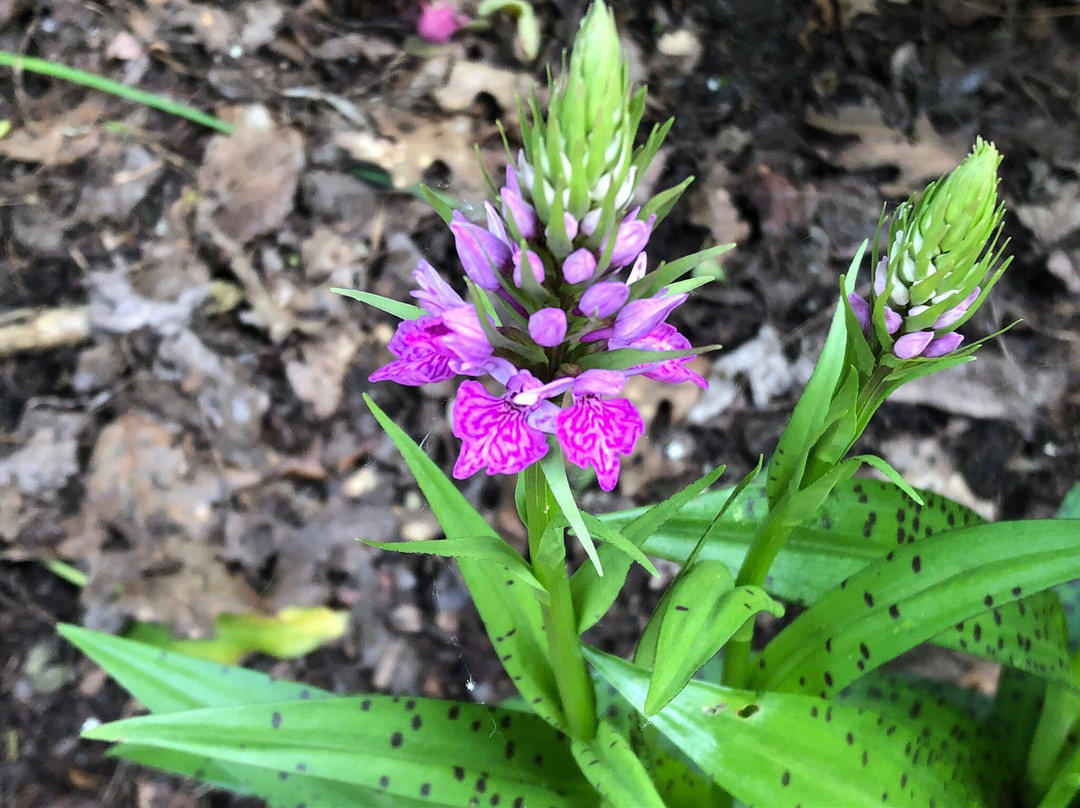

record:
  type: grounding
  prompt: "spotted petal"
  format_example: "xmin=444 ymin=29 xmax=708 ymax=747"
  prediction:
xmin=369 ymin=315 xmax=457 ymax=386
xmin=556 ymin=396 xmax=644 ymax=491
xmin=452 ymin=381 xmax=550 ymax=478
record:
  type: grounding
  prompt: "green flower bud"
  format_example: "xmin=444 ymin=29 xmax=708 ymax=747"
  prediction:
xmin=517 ymin=2 xmax=639 ymax=231
xmin=870 ymin=137 xmax=1011 ymax=353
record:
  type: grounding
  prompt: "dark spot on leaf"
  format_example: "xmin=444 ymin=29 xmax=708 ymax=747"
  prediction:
xmin=984 ymin=595 xmax=993 ymax=607
xmin=781 ymin=770 xmax=791 ymax=786
xmin=859 ymin=642 xmax=870 ymax=659
xmin=454 ymin=766 xmax=466 ymax=781
xmin=421 ymin=783 xmax=431 ymax=796
xmin=824 ymin=672 xmax=834 ymax=687
xmin=412 ymin=715 xmax=423 ymax=730
xmin=297 ymin=763 xmax=307 ymax=772
xmin=1012 ymin=586 xmax=1022 ymax=597
xmin=824 ymin=638 xmax=832 ymax=653
xmin=471 ymin=720 xmax=482 ymax=731
xmin=406 ymin=699 xmax=416 ymax=710
xmin=391 ymin=732 xmax=403 ymax=748
xmin=449 ymin=705 xmax=460 ymax=719
xmin=500 ymin=715 xmax=512 ymax=729
xmin=911 ymin=556 xmax=921 ymax=573
xmin=674 ymin=605 xmax=689 ymax=611
xmin=361 ymin=699 xmax=372 ymax=711
xmin=300 ymin=689 xmax=310 ymax=700
xmin=864 ymin=591 xmax=875 ymax=607
xmin=888 ymin=604 xmax=900 ymax=619
xmin=476 ymin=776 xmax=488 ymax=793
xmin=736 ymin=704 xmax=759 ymax=718
xmin=380 ymin=776 xmax=390 ymax=788
xmin=272 ymin=712 xmax=282 ymax=729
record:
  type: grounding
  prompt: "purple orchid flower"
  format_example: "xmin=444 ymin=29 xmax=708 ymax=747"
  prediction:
xmin=556 ymin=370 xmax=644 ymax=491
xmin=450 ymin=211 xmax=511 ymax=290
xmin=369 ymin=315 xmax=458 ymax=386
xmin=610 ymin=323 xmax=707 ymax=389
xmin=452 ymin=372 xmax=560 ymax=478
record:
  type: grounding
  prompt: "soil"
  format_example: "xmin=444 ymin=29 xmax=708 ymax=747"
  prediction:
xmin=1 ymin=1 xmax=1079 ymax=806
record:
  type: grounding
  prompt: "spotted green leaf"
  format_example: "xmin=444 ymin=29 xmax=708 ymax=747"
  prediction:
xmin=570 ymin=720 xmax=666 ymax=807
xmin=365 ymin=395 xmax=565 ymax=729
xmin=588 ymin=648 xmax=997 ymax=808
xmin=86 ymin=695 xmax=599 ymax=808
xmin=59 ymin=625 xmax=412 ymax=806
xmin=642 ymin=570 xmax=784 ymax=716
xmin=615 ymin=478 xmax=1074 ymax=681
xmin=752 ymin=520 xmax=1080 ymax=698
xmin=1054 ymin=482 xmax=1080 ymax=651
xmin=572 ymin=465 xmax=727 ymax=634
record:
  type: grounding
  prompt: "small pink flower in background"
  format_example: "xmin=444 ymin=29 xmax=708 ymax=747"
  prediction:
xmin=417 ymin=2 xmax=469 ymax=44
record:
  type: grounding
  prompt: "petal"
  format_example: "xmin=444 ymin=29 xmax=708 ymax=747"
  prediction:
xmin=579 ymin=282 xmax=629 ymax=318
xmin=848 ymin=293 xmax=870 ymax=333
xmin=451 ymin=382 xmax=549 ymax=477
xmin=411 ymin=260 xmax=464 ymax=315
xmin=556 ymin=396 xmax=644 ymax=491
xmin=613 ymin=293 xmax=687 ymax=342
xmin=369 ymin=316 xmax=458 ymax=386
xmin=923 ymin=332 xmax=964 ymax=358
xmin=893 ymin=331 xmax=935 ymax=360
xmin=528 ymin=307 xmax=568 ymax=347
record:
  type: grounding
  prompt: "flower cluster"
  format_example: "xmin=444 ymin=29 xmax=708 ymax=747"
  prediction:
xmin=370 ymin=167 xmax=704 ymax=491
xmin=849 ymin=138 xmax=1009 ymax=361
xmin=369 ymin=3 xmax=710 ymax=491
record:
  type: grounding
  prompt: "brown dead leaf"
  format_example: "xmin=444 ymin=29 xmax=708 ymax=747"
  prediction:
xmin=806 ymin=101 xmax=965 ymax=195
xmin=0 ymin=100 xmax=104 ymax=166
xmin=197 ymin=106 xmax=305 ymax=244
xmin=300 ymin=226 xmax=370 ymax=283
xmin=334 ymin=111 xmax=497 ymax=199
xmin=431 ymin=60 xmax=534 ymax=116
xmin=285 ymin=328 xmax=363 ymax=420
xmin=748 ymin=165 xmax=819 ymax=237
xmin=887 ymin=354 xmax=1066 ymax=438
xmin=77 ymin=143 xmax=164 ymax=225
xmin=1015 ymin=180 xmax=1080 ymax=245
xmin=688 ymin=168 xmax=751 ymax=244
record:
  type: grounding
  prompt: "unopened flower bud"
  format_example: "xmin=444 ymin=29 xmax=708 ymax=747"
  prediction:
xmin=613 ymin=292 xmax=687 ymax=342
xmin=562 ymin=248 xmax=598 ymax=284
xmin=528 ymin=308 xmax=567 ymax=347
xmin=451 ymin=211 xmax=510 ymax=290
xmin=512 ymin=248 xmax=545 ymax=288
xmin=606 ymin=212 xmax=655 ymax=268
xmin=580 ymin=282 xmax=629 ymax=318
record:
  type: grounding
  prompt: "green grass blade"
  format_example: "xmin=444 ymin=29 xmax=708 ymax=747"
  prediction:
xmin=0 ymin=51 xmax=232 ymax=134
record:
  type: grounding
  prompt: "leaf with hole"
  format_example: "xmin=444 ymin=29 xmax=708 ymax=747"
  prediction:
xmin=587 ymin=647 xmax=997 ymax=808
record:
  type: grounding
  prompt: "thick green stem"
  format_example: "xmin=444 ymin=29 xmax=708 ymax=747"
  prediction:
xmin=722 ymin=509 xmax=793 ymax=689
xmin=522 ymin=464 xmax=597 ymax=741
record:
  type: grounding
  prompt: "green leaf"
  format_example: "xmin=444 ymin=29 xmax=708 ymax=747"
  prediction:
xmin=58 ymin=624 xmax=330 ymax=714
xmin=578 ymin=512 xmax=657 ymax=576
xmin=87 ymin=695 xmax=600 ymax=808
xmin=573 ymin=465 xmax=727 ymax=634
xmin=331 ymin=287 xmax=422 ymax=320
xmin=587 ymin=648 xmax=998 ymax=808
xmin=753 ymin=520 xmax=1080 ymax=698
xmin=59 ymin=626 xmax=385 ymax=807
xmin=1037 ymin=746 xmax=1080 ymax=808
xmin=125 ymin=607 xmax=349 ymax=664
xmin=645 ymin=577 xmax=784 ymax=716
xmin=634 ymin=243 xmax=734 ymax=298
xmin=540 ymin=449 xmax=601 ymax=575
xmin=416 ymin=183 xmax=457 ymax=225
xmin=361 ymin=535 xmax=548 ymax=599
xmin=620 ymin=478 xmax=1073 ymax=678
xmin=1054 ymin=483 xmax=1080 ymax=651
xmin=364 ymin=395 xmax=565 ymax=729
xmin=570 ymin=720 xmax=667 ymax=807
xmin=108 ymin=743 xmax=415 ymax=808
xmin=575 ymin=345 xmax=714 ymax=372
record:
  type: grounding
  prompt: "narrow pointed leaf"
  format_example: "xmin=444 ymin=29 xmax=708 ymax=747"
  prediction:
xmin=646 ymin=580 xmax=783 ymax=716
xmin=573 ymin=465 xmax=727 ymax=634
xmin=331 ymin=288 xmax=422 ymax=320
xmin=570 ymin=720 xmax=667 ymax=807
xmin=540 ymin=450 xmax=601 ymax=575
xmin=753 ymin=521 xmax=1080 ymax=697
xmin=86 ymin=695 xmax=599 ymax=808
xmin=365 ymin=395 xmax=565 ymax=728
xmin=360 ymin=536 xmax=547 ymax=597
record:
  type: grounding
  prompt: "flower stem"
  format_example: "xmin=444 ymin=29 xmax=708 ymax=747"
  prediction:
xmin=523 ymin=464 xmax=598 ymax=741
